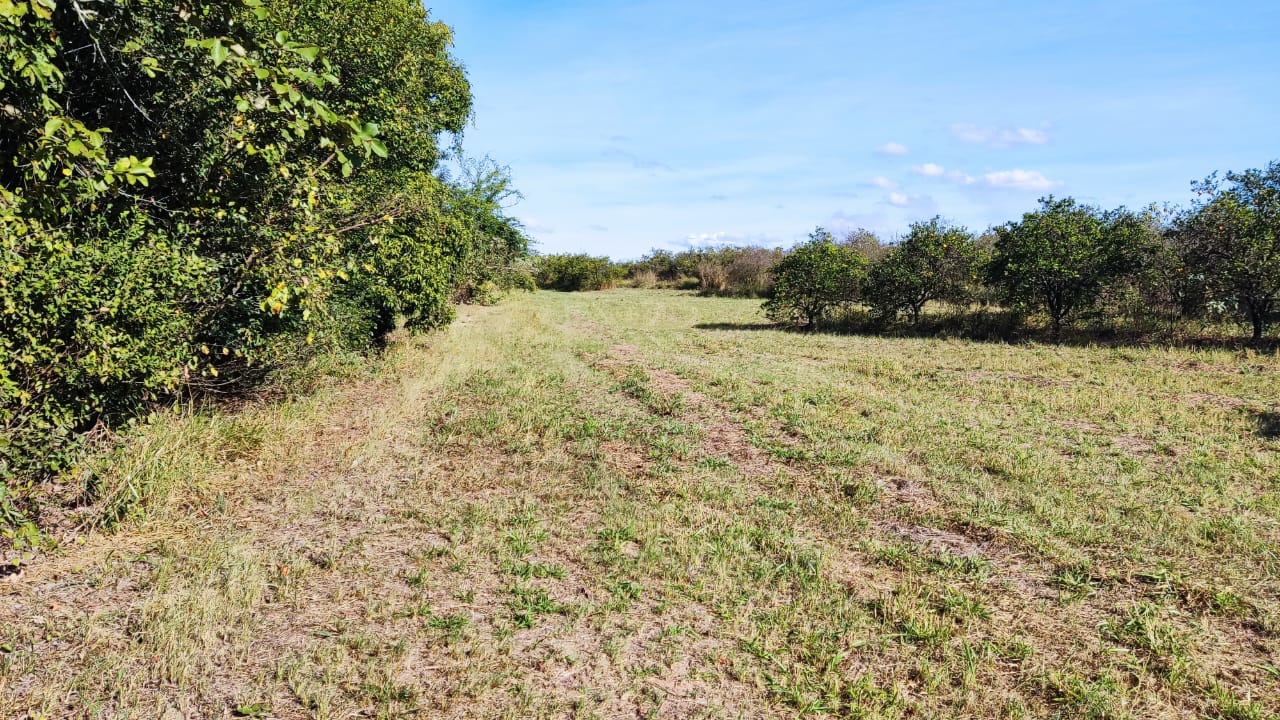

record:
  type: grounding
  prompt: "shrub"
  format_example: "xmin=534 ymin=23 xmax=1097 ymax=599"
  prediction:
xmin=988 ymin=197 xmax=1143 ymax=341
xmin=725 ymin=248 xmax=782 ymax=297
xmin=696 ymin=258 xmax=731 ymax=293
xmin=763 ymin=228 xmax=867 ymax=328
xmin=842 ymin=228 xmax=891 ymax=264
xmin=532 ymin=254 xmax=620 ymax=291
xmin=866 ymin=218 xmax=978 ymax=324
xmin=630 ymin=269 xmax=659 ymax=289
xmin=0 ymin=0 xmax=529 ymax=537
xmin=1175 ymin=163 xmax=1280 ymax=341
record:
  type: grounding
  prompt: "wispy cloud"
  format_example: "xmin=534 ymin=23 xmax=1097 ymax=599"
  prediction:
xmin=673 ymin=231 xmax=785 ymax=250
xmin=524 ymin=217 xmax=555 ymax=235
xmin=869 ymin=175 xmax=897 ymax=190
xmin=951 ymin=124 xmax=1050 ymax=148
xmin=913 ymin=161 xmax=1057 ymax=191
xmin=602 ymin=148 xmax=673 ymax=171
xmin=882 ymin=193 xmax=938 ymax=214
xmin=981 ymin=169 xmax=1061 ymax=191
xmin=682 ymin=231 xmax=731 ymax=246
xmin=878 ymin=142 xmax=909 ymax=156
xmin=588 ymin=224 xmax=609 ymax=232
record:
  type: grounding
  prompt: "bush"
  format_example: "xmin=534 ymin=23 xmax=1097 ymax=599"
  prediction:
xmin=988 ymin=197 xmax=1143 ymax=341
xmin=1175 ymin=163 xmax=1280 ymax=341
xmin=866 ymin=217 xmax=978 ymax=324
xmin=763 ymin=229 xmax=867 ymax=328
xmin=0 ymin=0 xmax=529 ymax=539
xmin=630 ymin=269 xmax=659 ymax=289
xmin=532 ymin=254 xmax=620 ymax=291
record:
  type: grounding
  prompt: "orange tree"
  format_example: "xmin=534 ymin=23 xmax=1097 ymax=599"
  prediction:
xmin=763 ymin=228 xmax=867 ymax=329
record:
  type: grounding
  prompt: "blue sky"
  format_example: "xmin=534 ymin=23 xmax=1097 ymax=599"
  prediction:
xmin=428 ymin=0 xmax=1279 ymax=259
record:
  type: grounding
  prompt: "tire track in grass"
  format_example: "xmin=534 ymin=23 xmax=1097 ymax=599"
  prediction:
xmin=588 ymin=343 xmax=1279 ymax=719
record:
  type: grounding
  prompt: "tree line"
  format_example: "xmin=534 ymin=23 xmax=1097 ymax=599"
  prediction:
xmin=535 ymin=162 xmax=1280 ymax=344
xmin=1 ymin=0 xmax=529 ymax=536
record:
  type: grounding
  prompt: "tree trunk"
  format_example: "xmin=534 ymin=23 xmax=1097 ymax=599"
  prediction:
xmin=1244 ymin=298 xmax=1265 ymax=342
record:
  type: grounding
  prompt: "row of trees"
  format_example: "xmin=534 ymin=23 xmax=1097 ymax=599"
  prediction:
xmin=766 ymin=163 xmax=1279 ymax=341
xmin=1 ymin=1 xmax=528 ymax=527
xmin=535 ymin=162 xmax=1277 ymax=344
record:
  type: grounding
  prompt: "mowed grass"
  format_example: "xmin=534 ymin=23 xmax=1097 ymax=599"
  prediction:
xmin=2 ymin=289 xmax=1278 ymax=719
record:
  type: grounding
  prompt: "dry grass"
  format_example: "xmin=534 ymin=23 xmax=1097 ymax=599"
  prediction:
xmin=2 ymin=290 xmax=1278 ymax=719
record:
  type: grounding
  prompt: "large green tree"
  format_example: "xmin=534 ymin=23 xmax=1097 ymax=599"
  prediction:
xmin=866 ymin=217 xmax=978 ymax=324
xmin=0 ymin=0 xmax=528 ymax=529
xmin=1176 ymin=163 xmax=1280 ymax=341
xmin=988 ymin=197 xmax=1142 ymax=341
xmin=763 ymin=228 xmax=866 ymax=329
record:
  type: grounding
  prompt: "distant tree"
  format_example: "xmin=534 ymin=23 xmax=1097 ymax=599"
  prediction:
xmin=1111 ymin=205 xmax=1206 ymax=328
xmin=866 ymin=217 xmax=978 ymax=323
xmin=763 ymin=228 xmax=867 ymax=328
xmin=988 ymin=197 xmax=1142 ymax=341
xmin=1175 ymin=163 xmax=1280 ymax=341
xmin=637 ymin=249 xmax=681 ymax=281
xmin=532 ymin=254 xmax=620 ymax=291
xmin=842 ymin=228 xmax=891 ymax=263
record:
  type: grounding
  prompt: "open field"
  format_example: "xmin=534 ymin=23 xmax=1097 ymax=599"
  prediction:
xmin=3 ymin=289 xmax=1278 ymax=719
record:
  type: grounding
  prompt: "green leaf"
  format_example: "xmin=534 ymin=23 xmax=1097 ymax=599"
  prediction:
xmin=210 ymin=39 xmax=229 ymax=67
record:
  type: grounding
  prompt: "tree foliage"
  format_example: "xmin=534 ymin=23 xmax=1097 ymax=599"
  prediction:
xmin=866 ymin=217 xmax=977 ymax=323
xmin=1176 ymin=163 xmax=1280 ymax=340
xmin=532 ymin=254 xmax=620 ymax=292
xmin=763 ymin=228 xmax=866 ymax=328
xmin=0 ymin=0 xmax=528 ymax=536
xmin=988 ymin=197 xmax=1142 ymax=340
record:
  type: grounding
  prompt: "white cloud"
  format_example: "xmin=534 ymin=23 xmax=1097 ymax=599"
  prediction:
xmin=878 ymin=142 xmax=909 ymax=155
xmin=870 ymin=175 xmax=897 ymax=189
xmin=672 ymin=232 xmax=785 ymax=250
xmin=524 ymin=217 xmax=556 ymax=235
xmin=887 ymin=192 xmax=909 ymax=206
xmin=951 ymin=124 xmax=1050 ymax=148
xmin=981 ymin=169 xmax=1061 ymax=191
xmin=913 ymin=163 xmax=946 ymax=177
xmin=684 ymin=231 xmax=730 ymax=245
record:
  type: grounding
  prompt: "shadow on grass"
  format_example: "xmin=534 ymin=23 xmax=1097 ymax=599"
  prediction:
xmin=694 ymin=311 xmax=1280 ymax=353
xmin=694 ymin=322 xmax=779 ymax=332
xmin=1256 ymin=411 xmax=1280 ymax=440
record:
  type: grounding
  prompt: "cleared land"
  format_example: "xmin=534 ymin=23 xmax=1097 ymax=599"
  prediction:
xmin=3 ymin=290 xmax=1279 ymax=719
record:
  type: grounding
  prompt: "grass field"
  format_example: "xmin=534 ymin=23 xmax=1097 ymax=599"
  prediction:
xmin=3 ymin=290 xmax=1278 ymax=719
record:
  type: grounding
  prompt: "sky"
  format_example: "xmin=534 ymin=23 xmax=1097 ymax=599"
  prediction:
xmin=427 ymin=0 xmax=1279 ymax=260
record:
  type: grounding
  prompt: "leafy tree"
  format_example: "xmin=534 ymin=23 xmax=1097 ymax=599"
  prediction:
xmin=1175 ymin=163 xmax=1280 ymax=341
xmin=763 ymin=228 xmax=867 ymax=328
xmin=988 ymin=197 xmax=1141 ymax=341
xmin=866 ymin=217 xmax=977 ymax=323
xmin=1112 ymin=205 xmax=1206 ymax=329
xmin=0 ymin=0 xmax=529 ymax=533
xmin=841 ymin=228 xmax=890 ymax=263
